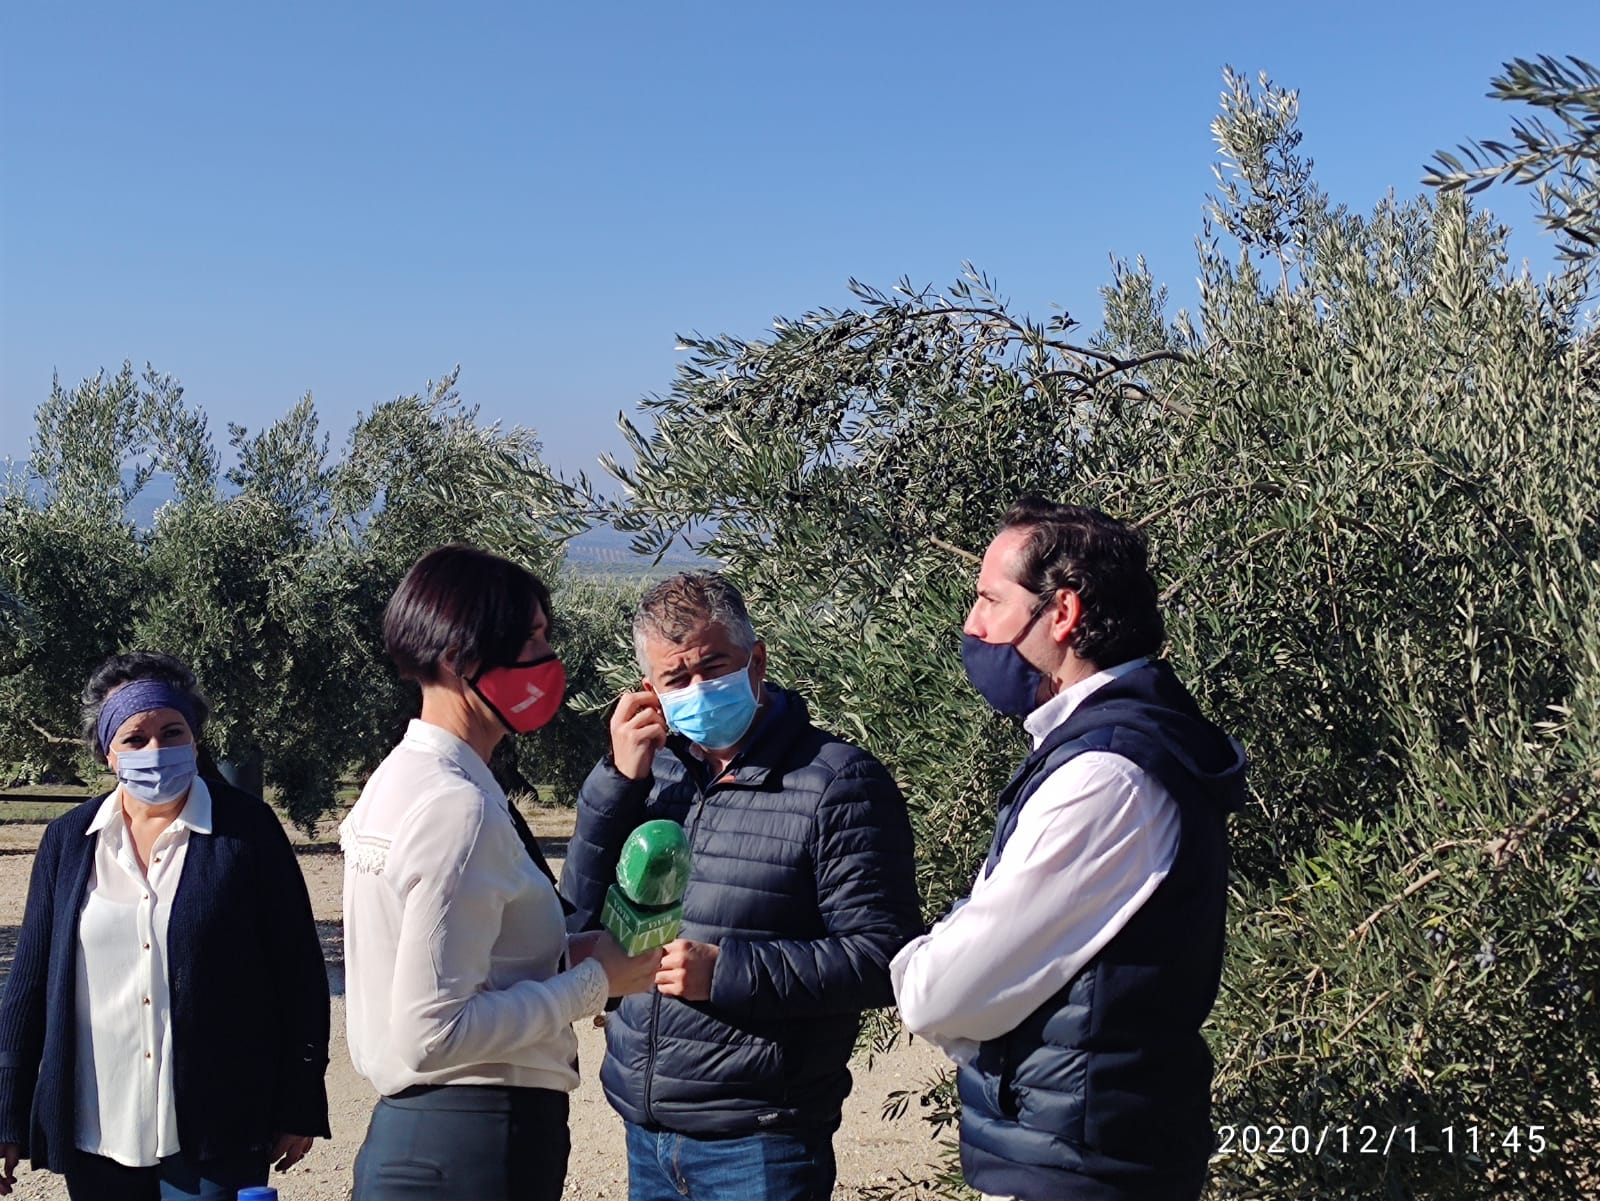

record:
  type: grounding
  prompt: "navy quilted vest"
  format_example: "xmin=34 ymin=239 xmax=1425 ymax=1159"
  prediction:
xmin=958 ymin=660 xmax=1245 ymax=1201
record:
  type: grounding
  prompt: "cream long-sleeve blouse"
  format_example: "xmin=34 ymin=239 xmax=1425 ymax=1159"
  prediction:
xmin=341 ymin=720 xmax=607 ymax=1096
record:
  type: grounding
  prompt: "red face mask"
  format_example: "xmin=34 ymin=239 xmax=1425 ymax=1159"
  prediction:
xmin=470 ymin=655 xmax=567 ymax=734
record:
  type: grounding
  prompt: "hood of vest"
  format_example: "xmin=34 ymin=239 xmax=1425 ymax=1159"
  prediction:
xmin=1033 ymin=658 xmax=1247 ymax=814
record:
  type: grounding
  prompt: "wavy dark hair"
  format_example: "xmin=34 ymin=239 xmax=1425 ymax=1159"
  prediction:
xmin=999 ymin=497 xmax=1165 ymax=668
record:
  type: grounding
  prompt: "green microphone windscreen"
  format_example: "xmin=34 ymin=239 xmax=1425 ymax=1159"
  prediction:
xmin=615 ymin=819 xmax=692 ymax=906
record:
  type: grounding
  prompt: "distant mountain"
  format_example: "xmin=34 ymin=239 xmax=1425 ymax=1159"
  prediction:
xmin=127 ymin=473 xmax=179 ymax=528
xmin=562 ymin=525 xmax=715 ymax=578
xmin=9 ymin=469 xmax=178 ymax=526
xmin=71 ymin=471 xmax=714 ymax=576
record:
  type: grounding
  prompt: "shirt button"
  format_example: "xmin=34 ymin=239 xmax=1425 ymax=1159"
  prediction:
xmin=153 ymin=856 xmax=160 ymax=864
xmin=145 ymin=1052 xmax=152 ymax=1060
xmin=143 ymin=997 xmax=151 ymax=1005
xmin=143 ymin=943 xmax=150 ymax=950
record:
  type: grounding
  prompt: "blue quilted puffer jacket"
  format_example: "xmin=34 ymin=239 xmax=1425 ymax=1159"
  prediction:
xmin=560 ymin=688 xmax=921 ymax=1135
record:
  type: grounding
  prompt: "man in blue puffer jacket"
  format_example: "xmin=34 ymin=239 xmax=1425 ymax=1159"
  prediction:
xmin=893 ymin=498 xmax=1246 ymax=1201
xmin=561 ymin=572 xmax=921 ymax=1201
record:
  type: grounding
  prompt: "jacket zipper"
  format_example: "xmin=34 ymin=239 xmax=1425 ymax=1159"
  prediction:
xmin=687 ymin=788 xmax=710 ymax=845
xmin=646 ymin=778 xmax=712 ymax=1122
xmin=643 ymin=987 xmax=661 ymax=1123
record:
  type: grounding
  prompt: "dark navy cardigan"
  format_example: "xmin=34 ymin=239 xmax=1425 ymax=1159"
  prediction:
xmin=0 ymin=777 xmax=331 ymax=1171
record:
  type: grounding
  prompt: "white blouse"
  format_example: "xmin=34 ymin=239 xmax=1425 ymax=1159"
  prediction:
xmin=340 ymin=720 xmax=608 ymax=1097
xmin=74 ymin=778 xmax=213 ymax=1166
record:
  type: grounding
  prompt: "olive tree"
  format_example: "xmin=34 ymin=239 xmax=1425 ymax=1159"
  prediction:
xmin=135 ymin=394 xmax=375 ymax=828
xmin=0 ymin=365 xmax=172 ymax=782
xmin=7 ymin=364 xmax=600 ymax=828
xmin=593 ymin=65 xmax=1599 ymax=1199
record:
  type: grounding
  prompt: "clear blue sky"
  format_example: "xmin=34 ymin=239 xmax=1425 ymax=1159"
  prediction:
xmin=0 ymin=1 xmax=1586 ymax=476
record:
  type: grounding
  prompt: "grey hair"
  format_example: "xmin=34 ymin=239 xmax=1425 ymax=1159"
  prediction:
xmin=632 ymin=572 xmax=757 ymax=674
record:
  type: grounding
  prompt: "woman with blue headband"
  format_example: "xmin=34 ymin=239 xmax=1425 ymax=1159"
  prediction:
xmin=0 ymin=651 xmax=330 ymax=1200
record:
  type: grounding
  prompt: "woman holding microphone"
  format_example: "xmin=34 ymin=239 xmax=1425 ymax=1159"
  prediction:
xmin=342 ymin=545 xmax=660 ymax=1201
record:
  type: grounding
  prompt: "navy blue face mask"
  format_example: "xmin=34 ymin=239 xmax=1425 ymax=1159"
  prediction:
xmin=961 ymin=596 xmax=1053 ymax=717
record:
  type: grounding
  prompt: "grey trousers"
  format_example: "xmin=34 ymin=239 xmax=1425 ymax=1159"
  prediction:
xmin=352 ymin=1083 xmax=570 ymax=1201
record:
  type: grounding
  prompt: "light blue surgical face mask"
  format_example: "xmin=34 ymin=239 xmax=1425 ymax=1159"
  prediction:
xmin=115 ymin=744 xmax=198 ymax=806
xmin=658 ymin=661 xmax=760 ymax=751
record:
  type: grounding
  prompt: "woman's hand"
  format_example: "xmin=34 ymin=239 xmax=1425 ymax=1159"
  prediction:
xmin=270 ymin=1133 xmax=314 ymax=1172
xmin=567 ymin=929 xmax=603 ymax=966
xmin=0 ymin=1142 xmax=19 ymax=1196
xmin=587 ymin=931 xmax=665 ymax=997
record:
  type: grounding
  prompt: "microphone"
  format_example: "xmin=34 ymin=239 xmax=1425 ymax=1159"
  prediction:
xmin=601 ymin=819 xmax=692 ymax=955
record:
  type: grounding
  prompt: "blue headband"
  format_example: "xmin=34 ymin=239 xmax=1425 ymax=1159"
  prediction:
xmin=97 ymin=679 xmax=199 ymax=754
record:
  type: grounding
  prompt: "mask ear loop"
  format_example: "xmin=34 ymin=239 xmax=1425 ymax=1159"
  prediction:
xmin=466 ymin=675 xmax=514 ymax=735
xmin=1011 ymin=594 xmax=1055 ymax=647
xmin=470 ymin=651 xmax=559 ymax=683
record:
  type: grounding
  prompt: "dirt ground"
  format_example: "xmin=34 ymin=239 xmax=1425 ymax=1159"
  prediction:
xmin=0 ymin=808 xmax=950 ymax=1199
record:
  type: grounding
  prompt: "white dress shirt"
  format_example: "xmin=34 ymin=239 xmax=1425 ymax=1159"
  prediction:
xmin=341 ymin=720 xmax=608 ymax=1097
xmin=74 ymin=777 xmax=213 ymax=1166
xmin=891 ymin=659 xmax=1180 ymax=1063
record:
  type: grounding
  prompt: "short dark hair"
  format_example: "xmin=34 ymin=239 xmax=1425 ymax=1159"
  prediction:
xmin=81 ymin=651 xmax=211 ymax=763
xmin=383 ymin=545 xmax=553 ymax=683
xmin=999 ymin=497 xmax=1165 ymax=668
xmin=632 ymin=572 xmax=756 ymax=672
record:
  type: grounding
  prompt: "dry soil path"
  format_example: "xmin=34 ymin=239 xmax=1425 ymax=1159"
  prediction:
xmin=0 ymin=812 xmax=948 ymax=1199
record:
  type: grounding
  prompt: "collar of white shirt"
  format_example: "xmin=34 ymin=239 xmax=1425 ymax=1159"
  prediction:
xmin=85 ymin=775 xmax=215 ymax=838
xmin=1022 ymin=657 xmax=1150 ymax=749
xmin=399 ymin=719 xmax=507 ymax=804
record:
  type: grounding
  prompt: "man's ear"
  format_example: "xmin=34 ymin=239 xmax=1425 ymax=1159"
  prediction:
xmin=750 ymin=640 xmax=768 ymax=685
xmin=1047 ymin=591 xmax=1082 ymax=647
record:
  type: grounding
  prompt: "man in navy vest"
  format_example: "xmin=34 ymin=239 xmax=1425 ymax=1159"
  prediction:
xmin=892 ymin=498 xmax=1246 ymax=1201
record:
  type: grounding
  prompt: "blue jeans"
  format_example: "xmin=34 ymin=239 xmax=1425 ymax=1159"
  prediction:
xmin=624 ymin=1121 xmax=837 ymax=1201
xmin=64 ymin=1150 xmax=267 ymax=1200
